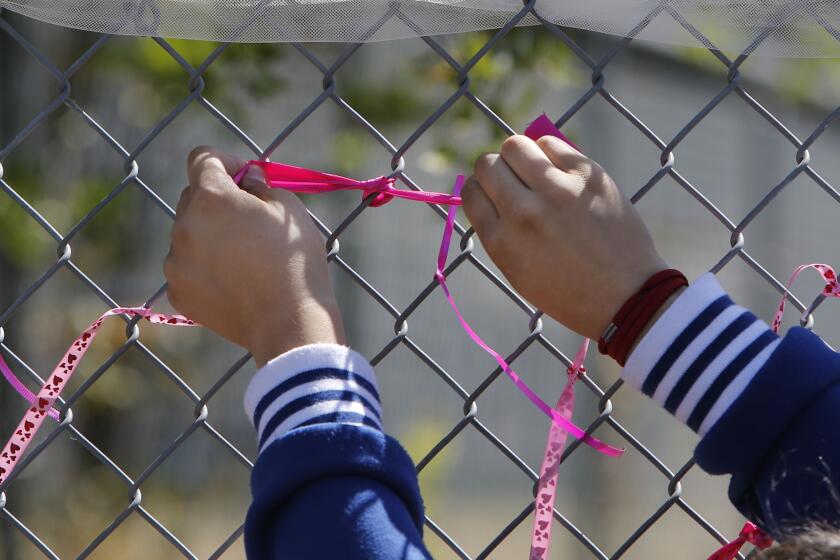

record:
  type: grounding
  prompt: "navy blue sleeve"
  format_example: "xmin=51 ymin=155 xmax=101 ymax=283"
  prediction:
xmin=245 ymin=424 xmax=430 ymax=559
xmin=623 ymin=273 xmax=840 ymax=537
xmin=695 ymin=327 xmax=840 ymax=534
xmin=240 ymin=344 xmax=431 ymax=559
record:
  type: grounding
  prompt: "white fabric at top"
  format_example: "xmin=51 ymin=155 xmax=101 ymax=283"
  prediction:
xmin=2 ymin=1 xmax=840 ymax=56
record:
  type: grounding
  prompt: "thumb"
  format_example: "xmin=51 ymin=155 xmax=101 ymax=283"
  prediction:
xmin=187 ymin=146 xmax=246 ymax=193
xmin=239 ymin=164 xmax=268 ymax=194
xmin=240 ymin=166 xmax=305 ymax=209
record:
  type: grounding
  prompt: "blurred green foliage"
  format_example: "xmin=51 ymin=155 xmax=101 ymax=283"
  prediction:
xmin=87 ymin=38 xmax=290 ymax=122
xmin=0 ymin=163 xmax=137 ymax=270
xmin=333 ymin=27 xmax=583 ymax=175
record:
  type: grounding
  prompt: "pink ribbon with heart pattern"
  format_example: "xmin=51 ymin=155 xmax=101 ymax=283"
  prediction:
xmin=0 ymin=308 xmax=198 ymax=486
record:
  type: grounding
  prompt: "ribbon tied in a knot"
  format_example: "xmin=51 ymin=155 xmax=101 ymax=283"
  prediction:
xmin=233 ymin=160 xmax=462 ymax=207
xmin=356 ymin=176 xmax=397 ymax=207
xmin=707 ymin=522 xmax=773 ymax=560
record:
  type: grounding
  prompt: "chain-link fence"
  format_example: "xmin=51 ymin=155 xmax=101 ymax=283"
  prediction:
xmin=2 ymin=1 xmax=840 ymax=559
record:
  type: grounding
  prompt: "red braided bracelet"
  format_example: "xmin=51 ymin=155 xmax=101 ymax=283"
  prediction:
xmin=598 ymin=269 xmax=688 ymax=366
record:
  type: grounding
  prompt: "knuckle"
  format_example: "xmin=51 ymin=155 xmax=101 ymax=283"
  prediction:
xmin=569 ymin=159 xmax=601 ymax=183
xmin=535 ymin=135 xmax=558 ymax=153
xmin=500 ymin=135 xmax=530 ymax=159
xmin=545 ymin=165 xmax=571 ymax=189
xmin=473 ymin=153 xmax=496 ymax=178
xmin=462 ymin=201 xmax=479 ymax=225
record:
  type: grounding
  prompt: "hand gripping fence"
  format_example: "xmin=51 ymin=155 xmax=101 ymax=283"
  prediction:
xmin=3 ymin=1 xmax=840 ymax=558
xmin=0 ymin=116 xmax=621 ymax=558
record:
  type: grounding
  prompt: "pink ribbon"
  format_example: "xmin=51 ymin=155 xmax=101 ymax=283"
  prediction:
xmin=434 ymin=175 xmax=621 ymax=559
xmin=771 ymin=263 xmax=840 ymax=334
xmin=529 ymin=342 xmax=589 ymax=560
xmin=233 ymin=160 xmax=462 ymax=207
xmin=0 ymin=356 xmax=60 ymax=421
xmin=707 ymin=522 xmax=773 ymax=560
xmin=0 ymin=308 xmax=198 ymax=486
xmin=434 ymin=176 xmax=620 ymax=456
xmin=521 ymin=115 xmax=619 ymax=559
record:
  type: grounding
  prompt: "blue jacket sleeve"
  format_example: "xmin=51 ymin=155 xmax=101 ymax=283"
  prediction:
xmin=240 ymin=344 xmax=432 ymax=559
xmin=695 ymin=327 xmax=840 ymax=535
xmin=622 ymin=273 xmax=840 ymax=537
xmin=245 ymin=424 xmax=431 ymax=559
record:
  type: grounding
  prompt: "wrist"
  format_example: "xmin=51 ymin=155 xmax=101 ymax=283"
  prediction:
xmin=596 ymin=258 xmax=669 ymax=338
xmin=248 ymin=298 xmax=347 ymax=367
xmin=626 ymin=286 xmax=685 ymax=358
xmin=598 ymin=269 xmax=688 ymax=366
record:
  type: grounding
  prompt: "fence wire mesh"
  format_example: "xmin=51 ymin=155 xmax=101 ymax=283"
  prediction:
xmin=1 ymin=1 xmax=840 ymax=559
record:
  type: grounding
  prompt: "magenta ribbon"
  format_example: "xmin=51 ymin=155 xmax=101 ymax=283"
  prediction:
xmin=433 ymin=176 xmax=619 ymax=455
xmin=233 ymin=160 xmax=462 ymax=208
xmin=434 ymin=172 xmax=620 ymax=559
xmin=707 ymin=522 xmax=773 ymax=560
xmin=523 ymin=113 xmax=581 ymax=152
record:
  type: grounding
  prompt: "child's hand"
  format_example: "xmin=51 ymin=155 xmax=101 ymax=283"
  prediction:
xmin=165 ymin=147 xmax=346 ymax=367
xmin=462 ymin=135 xmax=666 ymax=340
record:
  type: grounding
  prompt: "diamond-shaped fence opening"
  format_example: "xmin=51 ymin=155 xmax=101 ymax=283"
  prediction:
xmin=1 ymin=2 xmax=840 ymax=559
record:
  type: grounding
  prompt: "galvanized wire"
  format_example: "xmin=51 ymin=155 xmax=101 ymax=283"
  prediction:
xmin=1 ymin=1 xmax=838 ymax=558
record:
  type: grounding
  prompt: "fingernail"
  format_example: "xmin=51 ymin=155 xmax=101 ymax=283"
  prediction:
xmin=241 ymin=165 xmax=266 ymax=191
xmin=245 ymin=165 xmax=265 ymax=182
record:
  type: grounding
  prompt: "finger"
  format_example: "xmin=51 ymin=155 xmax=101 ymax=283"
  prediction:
xmin=187 ymin=146 xmax=247 ymax=192
xmin=473 ymin=152 xmax=532 ymax=211
xmin=535 ymin=135 xmax=593 ymax=174
xmin=175 ymin=185 xmax=192 ymax=216
xmin=461 ymin=175 xmax=499 ymax=240
xmin=239 ymin=164 xmax=269 ymax=196
xmin=499 ymin=135 xmax=569 ymax=194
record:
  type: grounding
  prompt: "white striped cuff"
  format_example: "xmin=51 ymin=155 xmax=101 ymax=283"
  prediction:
xmin=623 ymin=273 xmax=780 ymax=436
xmin=244 ymin=343 xmax=382 ymax=451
